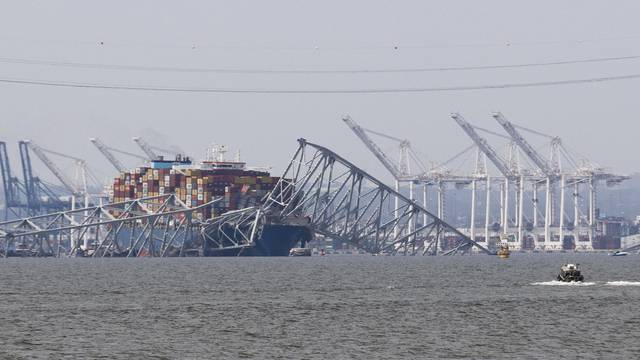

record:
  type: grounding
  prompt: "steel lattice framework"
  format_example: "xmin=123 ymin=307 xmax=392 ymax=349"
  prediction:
xmin=263 ymin=139 xmax=492 ymax=255
xmin=1 ymin=138 xmax=494 ymax=257
xmin=0 ymin=194 xmax=219 ymax=257
xmin=200 ymin=207 xmax=263 ymax=254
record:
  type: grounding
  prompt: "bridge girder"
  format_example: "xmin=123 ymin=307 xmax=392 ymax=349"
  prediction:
xmin=263 ymin=139 xmax=492 ymax=255
xmin=0 ymin=194 xmax=220 ymax=257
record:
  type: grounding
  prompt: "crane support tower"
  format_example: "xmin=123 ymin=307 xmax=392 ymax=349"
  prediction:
xmin=450 ymin=113 xmax=524 ymax=249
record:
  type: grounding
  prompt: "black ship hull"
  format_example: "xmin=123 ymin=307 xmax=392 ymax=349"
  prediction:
xmin=203 ymin=224 xmax=313 ymax=257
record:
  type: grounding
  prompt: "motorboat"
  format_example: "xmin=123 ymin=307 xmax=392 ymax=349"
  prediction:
xmin=557 ymin=263 xmax=584 ymax=282
xmin=611 ymin=251 xmax=628 ymax=257
xmin=497 ymin=244 xmax=510 ymax=259
xmin=289 ymin=247 xmax=312 ymax=257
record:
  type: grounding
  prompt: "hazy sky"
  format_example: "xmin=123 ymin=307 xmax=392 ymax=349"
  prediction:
xmin=1 ymin=1 xmax=639 ymax=186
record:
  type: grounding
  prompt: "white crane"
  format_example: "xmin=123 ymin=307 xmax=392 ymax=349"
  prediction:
xmin=342 ymin=117 xmax=410 ymax=178
xmin=450 ymin=113 xmax=525 ymax=248
xmin=492 ymin=112 xmax=563 ymax=250
xmin=24 ymin=140 xmax=104 ymax=251
xmin=132 ymin=137 xmax=159 ymax=161
xmin=343 ymin=116 xmax=479 ymax=251
xmin=342 ymin=115 xmax=445 ymax=250
xmin=23 ymin=140 xmax=84 ymax=199
xmin=90 ymin=138 xmax=148 ymax=173
xmin=133 ymin=137 xmax=184 ymax=161
xmin=451 ymin=113 xmax=517 ymax=180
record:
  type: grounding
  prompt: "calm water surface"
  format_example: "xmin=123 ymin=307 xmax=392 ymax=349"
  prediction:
xmin=1 ymin=254 xmax=639 ymax=359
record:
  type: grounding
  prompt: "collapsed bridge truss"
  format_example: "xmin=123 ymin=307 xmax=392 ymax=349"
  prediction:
xmin=0 ymin=139 xmax=492 ymax=257
xmin=263 ymin=139 xmax=492 ymax=255
xmin=0 ymin=194 xmax=218 ymax=257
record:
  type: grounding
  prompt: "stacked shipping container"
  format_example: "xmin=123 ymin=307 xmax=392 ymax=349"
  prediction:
xmin=109 ymin=163 xmax=279 ymax=220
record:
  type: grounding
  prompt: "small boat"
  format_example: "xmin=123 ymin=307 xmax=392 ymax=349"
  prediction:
xmin=611 ymin=251 xmax=628 ymax=257
xmin=557 ymin=263 xmax=584 ymax=282
xmin=497 ymin=244 xmax=510 ymax=259
xmin=289 ymin=247 xmax=312 ymax=257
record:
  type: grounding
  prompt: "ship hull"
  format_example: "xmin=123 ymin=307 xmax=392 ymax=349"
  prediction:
xmin=203 ymin=224 xmax=313 ymax=257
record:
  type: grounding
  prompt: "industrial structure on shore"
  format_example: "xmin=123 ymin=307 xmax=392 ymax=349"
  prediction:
xmin=343 ymin=113 xmax=629 ymax=252
xmin=0 ymin=138 xmax=486 ymax=257
xmin=0 ymin=114 xmax=633 ymax=257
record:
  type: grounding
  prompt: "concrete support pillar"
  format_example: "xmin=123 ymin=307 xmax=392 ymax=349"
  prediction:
xmin=394 ymin=180 xmax=400 ymax=238
xmin=544 ymin=177 xmax=552 ymax=250
xmin=559 ymin=175 xmax=565 ymax=249
xmin=588 ymin=176 xmax=595 ymax=246
xmin=574 ymin=182 xmax=580 ymax=230
xmin=408 ymin=181 xmax=415 ymax=236
xmin=485 ymin=176 xmax=491 ymax=247
xmin=532 ymin=182 xmax=538 ymax=227
xmin=437 ymin=181 xmax=444 ymax=251
xmin=518 ymin=176 xmax=524 ymax=249
xmin=470 ymin=180 xmax=477 ymax=241
xmin=422 ymin=183 xmax=428 ymax=226
xmin=503 ymin=179 xmax=509 ymax=235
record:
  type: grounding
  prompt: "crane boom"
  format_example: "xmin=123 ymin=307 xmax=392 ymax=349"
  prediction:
xmin=18 ymin=141 xmax=39 ymax=209
xmin=342 ymin=116 xmax=402 ymax=178
xmin=90 ymin=138 xmax=126 ymax=172
xmin=132 ymin=137 xmax=159 ymax=160
xmin=450 ymin=113 xmax=517 ymax=179
xmin=492 ymin=112 xmax=555 ymax=176
xmin=23 ymin=140 xmax=80 ymax=196
xmin=0 ymin=141 xmax=18 ymax=207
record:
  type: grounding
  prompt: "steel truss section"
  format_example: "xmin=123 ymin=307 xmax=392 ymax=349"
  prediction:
xmin=264 ymin=139 xmax=492 ymax=255
xmin=200 ymin=207 xmax=263 ymax=254
xmin=0 ymin=194 xmax=220 ymax=257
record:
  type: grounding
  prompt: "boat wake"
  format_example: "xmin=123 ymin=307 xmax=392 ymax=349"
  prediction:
xmin=531 ymin=281 xmax=596 ymax=286
xmin=605 ymin=281 xmax=640 ymax=286
xmin=531 ymin=281 xmax=640 ymax=287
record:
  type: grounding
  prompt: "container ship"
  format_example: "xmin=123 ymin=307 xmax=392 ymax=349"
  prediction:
xmin=108 ymin=145 xmax=312 ymax=256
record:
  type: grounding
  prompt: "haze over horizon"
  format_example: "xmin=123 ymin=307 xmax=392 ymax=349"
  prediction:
xmin=1 ymin=1 xmax=639 ymax=185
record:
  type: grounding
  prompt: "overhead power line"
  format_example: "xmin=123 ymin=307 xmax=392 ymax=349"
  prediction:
xmin=0 ymin=73 xmax=638 ymax=93
xmin=0 ymin=54 xmax=639 ymax=74
xmin=2 ymin=32 xmax=640 ymax=51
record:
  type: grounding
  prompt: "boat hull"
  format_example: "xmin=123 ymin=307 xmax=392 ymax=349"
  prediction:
xmin=203 ymin=224 xmax=313 ymax=257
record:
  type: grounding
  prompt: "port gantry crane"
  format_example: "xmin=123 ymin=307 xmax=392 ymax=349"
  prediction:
xmin=0 ymin=139 xmax=493 ymax=257
xmin=133 ymin=136 xmax=185 ymax=162
xmin=343 ymin=116 xmax=480 ymax=250
xmin=15 ymin=141 xmax=66 ymax=216
xmin=23 ymin=140 xmax=109 ymax=251
xmin=22 ymin=140 xmax=105 ymax=208
xmin=492 ymin=112 xmax=629 ymax=250
xmin=90 ymin=138 xmax=148 ymax=173
xmin=492 ymin=112 xmax=567 ymax=250
xmin=342 ymin=116 xmax=426 ymax=238
xmin=0 ymin=141 xmax=28 ymax=219
xmin=450 ymin=113 xmax=527 ymax=248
